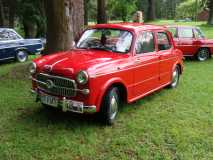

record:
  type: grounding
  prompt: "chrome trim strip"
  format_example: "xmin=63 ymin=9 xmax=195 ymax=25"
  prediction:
xmin=0 ymin=43 xmax=42 ymax=50
xmin=92 ymin=57 xmax=176 ymax=78
xmin=0 ymin=56 xmax=14 ymax=61
xmin=31 ymin=90 xmax=96 ymax=114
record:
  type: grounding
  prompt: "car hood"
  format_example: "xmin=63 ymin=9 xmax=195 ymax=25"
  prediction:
xmin=35 ymin=49 xmax=129 ymax=77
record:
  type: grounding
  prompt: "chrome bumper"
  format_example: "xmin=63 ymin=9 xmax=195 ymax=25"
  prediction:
xmin=31 ymin=89 xmax=96 ymax=114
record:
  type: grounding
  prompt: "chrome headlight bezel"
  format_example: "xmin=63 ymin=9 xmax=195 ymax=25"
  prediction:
xmin=76 ymin=70 xmax=89 ymax=85
xmin=29 ymin=62 xmax=37 ymax=74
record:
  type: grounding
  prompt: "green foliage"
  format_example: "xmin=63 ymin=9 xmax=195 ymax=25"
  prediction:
xmin=108 ymin=0 xmax=137 ymax=21
xmin=176 ymin=0 xmax=204 ymax=20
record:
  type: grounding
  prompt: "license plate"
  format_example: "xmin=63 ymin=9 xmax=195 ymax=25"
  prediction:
xmin=67 ymin=100 xmax=83 ymax=113
xmin=40 ymin=94 xmax=58 ymax=107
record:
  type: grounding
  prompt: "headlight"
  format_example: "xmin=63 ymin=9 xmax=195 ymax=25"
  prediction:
xmin=29 ymin=62 xmax=37 ymax=74
xmin=76 ymin=70 xmax=89 ymax=85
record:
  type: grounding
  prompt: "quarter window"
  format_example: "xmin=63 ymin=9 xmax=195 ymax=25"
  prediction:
xmin=135 ymin=32 xmax=155 ymax=54
xmin=157 ymin=32 xmax=171 ymax=51
xmin=179 ymin=28 xmax=193 ymax=38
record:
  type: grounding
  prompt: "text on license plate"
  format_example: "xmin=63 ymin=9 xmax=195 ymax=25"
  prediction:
xmin=40 ymin=94 xmax=58 ymax=107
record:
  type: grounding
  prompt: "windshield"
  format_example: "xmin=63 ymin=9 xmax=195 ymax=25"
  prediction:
xmin=77 ymin=29 xmax=133 ymax=53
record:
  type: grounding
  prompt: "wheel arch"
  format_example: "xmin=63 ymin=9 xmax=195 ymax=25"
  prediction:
xmin=196 ymin=47 xmax=211 ymax=56
xmin=96 ymin=78 xmax=128 ymax=112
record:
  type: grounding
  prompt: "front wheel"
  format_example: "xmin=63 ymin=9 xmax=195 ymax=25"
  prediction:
xmin=196 ymin=48 xmax=209 ymax=61
xmin=100 ymin=87 xmax=120 ymax=125
xmin=168 ymin=66 xmax=180 ymax=89
xmin=16 ymin=50 xmax=28 ymax=63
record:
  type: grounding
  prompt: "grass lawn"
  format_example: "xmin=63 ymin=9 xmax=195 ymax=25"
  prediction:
xmin=0 ymin=21 xmax=213 ymax=160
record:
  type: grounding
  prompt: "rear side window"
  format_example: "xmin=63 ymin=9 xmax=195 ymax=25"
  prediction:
xmin=135 ymin=32 xmax=155 ymax=54
xmin=157 ymin=32 xmax=171 ymax=51
xmin=179 ymin=28 xmax=193 ymax=38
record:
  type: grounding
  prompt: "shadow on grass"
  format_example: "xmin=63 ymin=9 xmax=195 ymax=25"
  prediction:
xmin=16 ymin=85 xmax=173 ymax=130
xmin=17 ymin=105 xmax=105 ymax=128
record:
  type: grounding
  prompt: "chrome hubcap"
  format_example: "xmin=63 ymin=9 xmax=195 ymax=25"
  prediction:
xmin=198 ymin=49 xmax=208 ymax=61
xmin=171 ymin=68 xmax=179 ymax=87
xmin=109 ymin=95 xmax=118 ymax=120
xmin=17 ymin=51 xmax=27 ymax=62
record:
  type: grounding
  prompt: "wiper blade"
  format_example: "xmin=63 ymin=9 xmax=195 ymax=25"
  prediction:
xmin=90 ymin=47 xmax=112 ymax=52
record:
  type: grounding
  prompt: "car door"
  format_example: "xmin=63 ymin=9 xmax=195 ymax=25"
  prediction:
xmin=157 ymin=31 xmax=176 ymax=85
xmin=133 ymin=31 xmax=160 ymax=98
xmin=177 ymin=27 xmax=195 ymax=56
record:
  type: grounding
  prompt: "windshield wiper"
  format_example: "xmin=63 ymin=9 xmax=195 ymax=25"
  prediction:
xmin=90 ymin=46 xmax=112 ymax=52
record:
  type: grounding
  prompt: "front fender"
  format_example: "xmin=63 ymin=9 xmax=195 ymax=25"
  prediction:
xmin=95 ymin=77 xmax=127 ymax=112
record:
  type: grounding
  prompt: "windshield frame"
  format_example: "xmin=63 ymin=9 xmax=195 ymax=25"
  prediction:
xmin=76 ymin=28 xmax=134 ymax=54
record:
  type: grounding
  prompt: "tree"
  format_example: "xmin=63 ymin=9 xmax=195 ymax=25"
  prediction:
xmin=45 ymin=0 xmax=84 ymax=54
xmin=84 ymin=0 xmax=89 ymax=25
xmin=208 ymin=0 xmax=213 ymax=25
xmin=7 ymin=0 xmax=16 ymax=28
xmin=0 ymin=0 xmax=5 ymax=27
xmin=97 ymin=0 xmax=107 ymax=23
xmin=147 ymin=0 xmax=156 ymax=21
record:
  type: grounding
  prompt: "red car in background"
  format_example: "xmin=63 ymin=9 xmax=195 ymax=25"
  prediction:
xmin=29 ymin=23 xmax=183 ymax=124
xmin=167 ymin=26 xmax=213 ymax=61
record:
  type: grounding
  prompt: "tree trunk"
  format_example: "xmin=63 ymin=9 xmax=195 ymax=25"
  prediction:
xmin=8 ymin=0 xmax=16 ymax=28
xmin=45 ymin=0 xmax=84 ymax=54
xmin=84 ymin=0 xmax=89 ymax=25
xmin=0 ymin=0 xmax=5 ymax=27
xmin=23 ymin=20 xmax=37 ymax=38
xmin=97 ymin=0 xmax=107 ymax=24
xmin=208 ymin=0 xmax=213 ymax=25
xmin=147 ymin=0 xmax=156 ymax=21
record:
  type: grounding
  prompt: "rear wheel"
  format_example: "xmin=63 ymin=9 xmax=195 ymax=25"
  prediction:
xmin=100 ymin=87 xmax=120 ymax=125
xmin=168 ymin=66 xmax=180 ymax=89
xmin=16 ymin=50 xmax=28 ymax=63
xmin=196 ymin=48 xmax=209 ymax=61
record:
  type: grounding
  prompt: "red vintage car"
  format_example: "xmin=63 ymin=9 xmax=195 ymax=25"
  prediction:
xmin=29 ymin=23 xmax=183 ymax=124
xmin=167 ymin=26 xmax=213 ymax=61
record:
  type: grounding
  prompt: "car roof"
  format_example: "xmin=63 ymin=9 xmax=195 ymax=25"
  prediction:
xmin=90 ymin=23 xmax=167 ymax=32
xmin=166 ymin=25 xmax=199 ymax=29
xmin=0 ymin=28 xmax=15 ymax=31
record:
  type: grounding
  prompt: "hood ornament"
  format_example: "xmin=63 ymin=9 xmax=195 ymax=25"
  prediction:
xmin=44 ymin=65 xmax=52 ymax=73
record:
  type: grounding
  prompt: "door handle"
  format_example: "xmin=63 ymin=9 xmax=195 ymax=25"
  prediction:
xmin=135 ymin=58 xmax=141 ymax=64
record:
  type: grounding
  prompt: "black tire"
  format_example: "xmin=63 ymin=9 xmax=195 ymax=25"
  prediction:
xmin=16 ymin=50 xmax=28 ymax=63
xmin=196 ymin=48 xmax=210 ymax=61
xmin=100 ymin=87 xmax=120 ymax=125
xmin=168 ymin=66 xmax=180 ymax=89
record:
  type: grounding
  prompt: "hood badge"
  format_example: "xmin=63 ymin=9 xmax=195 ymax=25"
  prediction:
xmin=46 ymin=79 xmax=54 ymax=89
xmin=44 ymin=65 xmax=53 ymax=73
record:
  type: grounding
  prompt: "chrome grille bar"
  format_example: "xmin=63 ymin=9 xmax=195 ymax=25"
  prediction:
xmin=35 ymin=73 xmax=77 ymax=97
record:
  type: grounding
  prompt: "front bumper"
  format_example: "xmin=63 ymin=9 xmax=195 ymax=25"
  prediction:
xmin=31 ymin=89 xmax=96 ymax=114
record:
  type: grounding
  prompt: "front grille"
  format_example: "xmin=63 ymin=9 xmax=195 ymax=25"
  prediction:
xmin=36 ymin=73 xmax=77 ymax=97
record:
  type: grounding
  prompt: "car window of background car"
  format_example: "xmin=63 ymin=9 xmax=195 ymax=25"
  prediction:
xmin=157 ymin=32 xmax=171 ymax=51
xmin=178 ymin=28 xmax=193 ymax=38
xmin=135 ymin=31 xmax=155 ymax=54
xmin=0 ymin=30 xmax=21 ymax=41
xmin=168 ymin=27 xmax=177 ymax=38
xmin=194 ymin=28 xmax=205 ymax=39
xmin=77 ymin=29 xmax=133 ymax=53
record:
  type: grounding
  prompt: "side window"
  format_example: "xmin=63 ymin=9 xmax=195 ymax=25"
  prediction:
xmin=194 ymin=28 xmax=205 ymax=39
xmin=157 ymin=32 xmax=171 ymax=51
xmin=179 ymin=28 xmax=193 ymax=38
xmin=168 ymin=27 xmax=177 ymax=38
xmin=135 ymin=32 xmax=155 ymax=54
